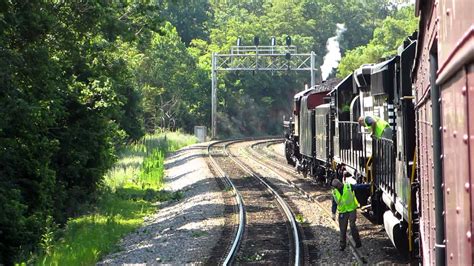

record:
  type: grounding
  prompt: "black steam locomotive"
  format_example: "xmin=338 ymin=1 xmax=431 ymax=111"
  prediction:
xmin=284 ymin=34 xmax=418 ymax=256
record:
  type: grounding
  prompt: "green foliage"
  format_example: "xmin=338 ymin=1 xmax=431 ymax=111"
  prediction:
xmin=295 ymin=213 xmax=308 ymax=224
xmin=0 ymin=0 xmax=415 ymax=263
xmin=140 ymin=150 xmax=165 ymax=188
xmin=138 ymin=23 xmax=200 ymax=133
xmin=337 ymin=6 xmax=418 ymax=77
xmin=35 ymin=132 xmax=196 ymax=265
xmin=103 ymin=132 xmax=197 ymax=191
xmin=37 ymin=192 xmax=155 ymax=265
xmin=198 ymin=0 xmax=396 ymax=137
xmin=39 ymin=216 xmax=58 ymax=257
xmin=0 ymin=1 xmax=157 ymax=263
xmin=156 ymin=0 xmax=212 ymax=45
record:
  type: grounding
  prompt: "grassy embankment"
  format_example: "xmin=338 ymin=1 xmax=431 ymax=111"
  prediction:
xmin=35 ymin=132 xmax=197 ymax=265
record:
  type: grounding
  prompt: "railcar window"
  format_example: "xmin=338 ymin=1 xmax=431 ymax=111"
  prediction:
xmin=337 ymin=88 xmax=353 ymax=121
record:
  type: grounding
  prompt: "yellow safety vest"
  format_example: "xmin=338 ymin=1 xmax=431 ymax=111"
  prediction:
xmin=365 ymin=116 xmax=389 ymax=139
xmin=332 ymin=183 xmax=359 ymax=213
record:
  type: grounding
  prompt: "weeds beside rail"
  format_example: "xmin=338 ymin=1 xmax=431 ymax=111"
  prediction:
xmin=32 ymin=132 xmax=197 ymax=265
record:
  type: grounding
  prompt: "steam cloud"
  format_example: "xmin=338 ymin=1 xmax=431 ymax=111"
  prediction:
xmin=320 ymin=23 xmax=346 ymax=81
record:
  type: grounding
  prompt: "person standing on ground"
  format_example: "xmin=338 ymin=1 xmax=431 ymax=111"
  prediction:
xmin=358 ymin=115 xmax=392 ymax=139
xmin=331 ymin=169 xmax=353 ymax=220
xmin=331 ymin=178 xmax=362 ymax=251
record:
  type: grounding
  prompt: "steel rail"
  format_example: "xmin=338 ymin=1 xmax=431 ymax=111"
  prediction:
xmin=252 ymin=138 xmax=285 ymax=159
xmin=263 ymin=140 xmax=286 ymax=159
xmin=251 ymin=140 xmax=300 ymax=174
xmin=248 ymin=139 xmax=366 ymax=264
xmin=207 ymin=141 xmax=245 ymax=266
xmin=224 ymin=140 xmax=301 ymax=266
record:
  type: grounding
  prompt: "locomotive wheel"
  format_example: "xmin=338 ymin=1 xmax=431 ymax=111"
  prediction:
xmin=284 ymin=142 xmax=295 ymax=166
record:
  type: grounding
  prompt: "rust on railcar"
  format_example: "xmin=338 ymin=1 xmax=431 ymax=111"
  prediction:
xmin=414 ymin=0 xmax=439 ymax=264
xmin=440 ymin=68 xmax=472 ymax=265
xmin=468 ymin=64 xmax=474 ymax=262
xmin=436 ymin=0 xmax=474 ymax=264
xmin=417 ymin=103 xmax=436 ymax=265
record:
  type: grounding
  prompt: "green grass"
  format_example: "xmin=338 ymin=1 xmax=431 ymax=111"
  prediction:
xmin=34 ymin=131 xmax=197 ymax=265
xmin=103 ymin=132 xmax=198 ymax=191
xmin=295 ymin=213 xmax=309 ymax=225
xmin=191 ymin=230 xmax=208 ymax=238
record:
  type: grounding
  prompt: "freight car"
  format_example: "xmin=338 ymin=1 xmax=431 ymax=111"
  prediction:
xmin=414 ymin=0 xmax=474 ymax=264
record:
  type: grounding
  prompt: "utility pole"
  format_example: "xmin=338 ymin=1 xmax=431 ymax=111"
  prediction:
xmin=211 ymin=52 xmax=217 ymax=139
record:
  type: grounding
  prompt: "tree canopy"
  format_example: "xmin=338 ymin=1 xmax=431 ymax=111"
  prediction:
xmin=0 ymin=1 xmax=416 ymax=263
xmin=337 ymin=6 xmax=418 ymax=77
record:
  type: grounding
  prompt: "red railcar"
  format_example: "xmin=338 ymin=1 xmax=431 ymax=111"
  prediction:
xmin=284 ymin=81 xmax=337 ymax=175
xmin=414 ymin=0 xmax=473 ymax=264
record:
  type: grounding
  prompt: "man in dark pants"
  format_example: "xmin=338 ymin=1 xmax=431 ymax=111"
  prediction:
xmin=331 ymin=178 xmax=362 ymax=251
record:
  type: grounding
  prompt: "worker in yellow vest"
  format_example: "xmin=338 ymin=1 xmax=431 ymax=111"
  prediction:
xmin=358 ymin=115 xmax=392 ymax=139
xmin=331 ymin=178 xmax=362 ymax=251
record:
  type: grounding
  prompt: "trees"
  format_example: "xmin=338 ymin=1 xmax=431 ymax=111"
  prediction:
xmin=155 ymin=0 xmax=212 ymax=45
xmin=0 ymin=1 xmax=417 ymax=262
xmin=197 ymin=0 xmax=395 ymax=137
xmin=337 ymin=6 xmax=418 ymax=77
xmin=0 ymin=2 xmax=64 ymax=261
xmin=0 ymin=1 xmax=152 ymax=262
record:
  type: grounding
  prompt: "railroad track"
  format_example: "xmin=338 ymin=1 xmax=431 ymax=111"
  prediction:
xmin=258 ymin=139 xmax=286 ymax=160
xmin=254 ymin=139 xmax=412 ymax=264
xmin=252 ymin=139 xmax=301 ymax=174
xmin=247 ymin=139 xmax=367 ymax=264
xmin=207 ymin=140 xmax=245 ymax=265
xmin=208 ymin=139 xmax=302 ymax=265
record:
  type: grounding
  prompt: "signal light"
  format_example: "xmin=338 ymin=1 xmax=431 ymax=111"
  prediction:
xmin=254 ymin=36 xmax=260 ymax=46
xmin=271 ymin=36 xmax=276 ymax=46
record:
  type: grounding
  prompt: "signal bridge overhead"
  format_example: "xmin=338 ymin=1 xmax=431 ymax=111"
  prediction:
xmin=231 ymin=45 xmax=298 ymax=54
xmin=214 ymin=45 xmax=316 ymax=72
xmin=211 ymin=44 xmax=318 ymax=138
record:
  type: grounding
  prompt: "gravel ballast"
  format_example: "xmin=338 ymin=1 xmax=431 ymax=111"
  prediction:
xmin=98 ymin=143 xmax=225 ymax=265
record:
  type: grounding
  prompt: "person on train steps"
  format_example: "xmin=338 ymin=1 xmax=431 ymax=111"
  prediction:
xmin=358 ymin=115 xmax=392 ymax=139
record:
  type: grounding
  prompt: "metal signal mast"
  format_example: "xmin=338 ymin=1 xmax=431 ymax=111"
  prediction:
xmin=211 ymin=37 xmax=318 ymax=139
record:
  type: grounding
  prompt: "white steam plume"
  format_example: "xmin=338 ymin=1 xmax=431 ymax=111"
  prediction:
xmin=320 ymin=23 xmax=346 ymax=81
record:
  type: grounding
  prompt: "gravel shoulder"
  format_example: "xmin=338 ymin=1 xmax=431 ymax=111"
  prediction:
xmin=98 ymin=142 xmax=225 ymax=265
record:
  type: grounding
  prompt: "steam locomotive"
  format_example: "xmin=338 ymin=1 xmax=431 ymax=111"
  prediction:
xmin=284 ymin=0 xmax=473 ymax=263
xmin=284 ymin=33 xmax=418 ymax=255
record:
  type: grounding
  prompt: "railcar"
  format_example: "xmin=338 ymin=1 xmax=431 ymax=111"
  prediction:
xmin=285 ymin=36 xmax=420 ymax=256
xmin=284 ymin=2 xmax=472 ymax=263
xmin=327 ymin=36 xmax=419 ymax=255
xmin=283 ymin=87 xmax=315 ymax=167
xmin=284 ymin=81 xmax=338 ymax=176
xmin=414 ymin=0 xmax=474 ymax=264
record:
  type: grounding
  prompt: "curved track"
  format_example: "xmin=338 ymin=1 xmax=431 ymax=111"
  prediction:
xmin=207 ymin=140 xmax=245 ymax=265
xmin=247 ymin=139 xmax=366 ymax=264
xmin=208 ymin=139 xmax=301 ymax=265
